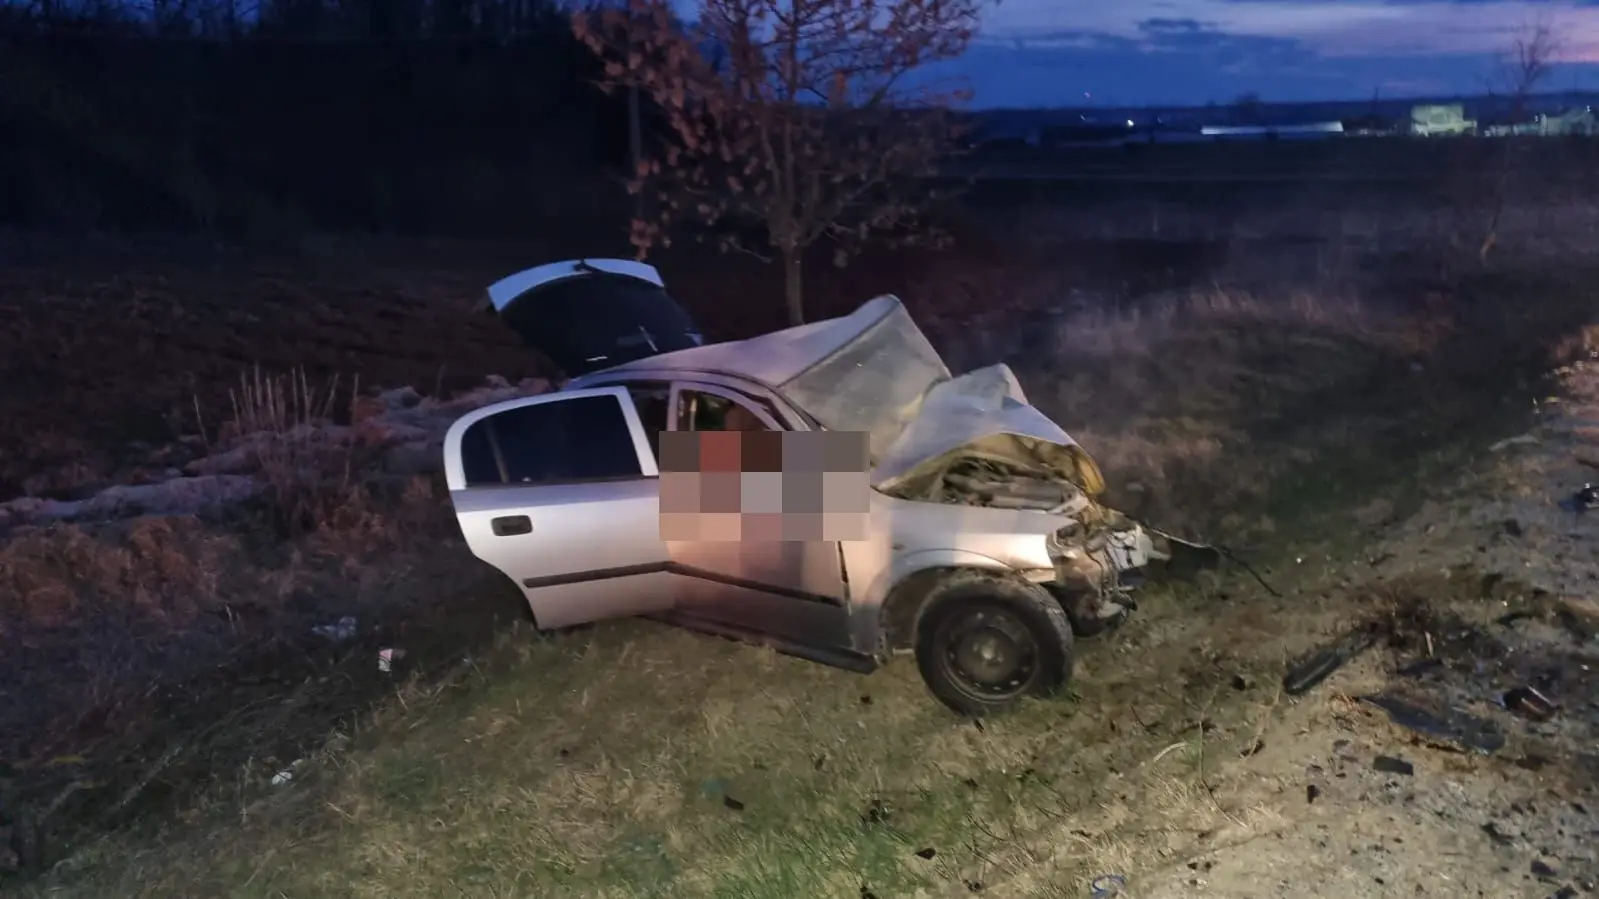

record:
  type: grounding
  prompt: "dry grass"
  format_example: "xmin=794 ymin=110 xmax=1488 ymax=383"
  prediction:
xmin=33 ymin=588 xmax=1308 ymax=899
xmin=0 ymin=368 xmax=479 ymax=876
xmin=219 ymin=366 xmax=369 ymax=535
xmin=7 ymin=196 xmax=1599 ymax=895
xmin=0 ymin=516 xmax=237 ymax=627
xmin=24 ymin=553 xmax=1386 ymax=899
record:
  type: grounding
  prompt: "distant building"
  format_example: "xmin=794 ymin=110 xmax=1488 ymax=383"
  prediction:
xmin=1481 ymin=115 xmax=1539 ymax=137
xmin=1410 ymin=104 xmax=1475 ymax=137
xmin=1540 ymin=106 xmax=1598 ymax=136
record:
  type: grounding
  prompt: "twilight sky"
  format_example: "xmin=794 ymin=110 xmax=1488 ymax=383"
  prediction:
xmin=941 ymin=0 xmax=1599 ymax=107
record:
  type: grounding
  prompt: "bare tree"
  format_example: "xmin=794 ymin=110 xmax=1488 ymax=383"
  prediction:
xmin=574 ymin=0 xmax=990 ymax=325
xmin=1480 ymin=21 xmax=1560 ymax=261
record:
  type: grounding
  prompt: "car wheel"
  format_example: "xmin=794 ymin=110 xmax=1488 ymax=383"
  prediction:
xmin=913 ymin=571 xmax=1075 ymax=717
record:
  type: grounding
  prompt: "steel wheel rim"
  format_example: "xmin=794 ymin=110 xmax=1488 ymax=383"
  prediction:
xmin=936 ymin=606 xmax=1041 ymax=702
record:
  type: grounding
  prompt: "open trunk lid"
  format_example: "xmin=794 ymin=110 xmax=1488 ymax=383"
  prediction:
xmin=482 ymin=259 xmax=705 ymax=376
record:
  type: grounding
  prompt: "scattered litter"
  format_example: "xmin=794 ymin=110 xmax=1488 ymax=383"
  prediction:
xmin=1558 ymin=484 xmax=1599 ymax=513
xmin=312 ymin=616 xmax=357 ymax=641
xmin=1089 ymin=874 xmax=1127 ymax=898
xmin=1283 ymin=629 xmax=1377 ymax=695
xmin=721 ymin=795 xmax=744 ymax=812
xmin=1490 ymin=434 xmax=1539 ymax=452
xmin=1361 ymin=693 xmax=1506 ymax=754
xmin=269 ymin=759 xmax=305 ymax=786
xmin=1372 ymin=755 xmax=1415 ymax=776
xmin=1532 ymin=859 xmax=1560 ymax=880
xmin=378 ymin=647 xmax=407 ymax=673
xmin=1500 ymin=685 xmax=1558 ymax=722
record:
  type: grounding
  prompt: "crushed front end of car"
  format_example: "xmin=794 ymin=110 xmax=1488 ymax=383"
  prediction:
xmin=870 ymin=362 xmax=1209 ymax=633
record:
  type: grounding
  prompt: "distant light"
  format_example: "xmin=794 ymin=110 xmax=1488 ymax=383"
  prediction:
xmin=1126 ymin=119 xmax=1135 ymax=127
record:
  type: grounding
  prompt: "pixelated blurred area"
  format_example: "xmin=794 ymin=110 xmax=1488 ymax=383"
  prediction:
xmin=659 ymin=430 xmax=868 ymax=540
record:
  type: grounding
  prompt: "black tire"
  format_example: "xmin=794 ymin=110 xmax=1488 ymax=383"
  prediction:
xmin=913 ymin=570 xmax=1075 ymax=717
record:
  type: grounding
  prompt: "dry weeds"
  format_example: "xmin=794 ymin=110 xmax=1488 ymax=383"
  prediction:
xmin=6 ymin=196 xmax=1599 ymax=896
xmin=0 ymin=516 xmax=236 ymax=626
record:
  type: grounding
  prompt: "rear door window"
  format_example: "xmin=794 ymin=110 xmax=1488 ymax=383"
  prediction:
xmin=459 ymin=394 xmax=647 ymax=486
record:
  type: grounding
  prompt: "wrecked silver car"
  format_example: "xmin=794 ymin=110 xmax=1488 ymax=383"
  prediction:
xmin=446 ymin=258 xmax=1193 ymax=715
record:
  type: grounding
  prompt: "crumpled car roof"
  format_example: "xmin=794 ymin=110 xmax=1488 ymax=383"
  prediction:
xmin=585 ymin=295 xmax=951 ymax=461
xmin=581 ymin=296 xmax=1105 ymax=496
xmin=588 ymin=294 xmax=908 ymax=388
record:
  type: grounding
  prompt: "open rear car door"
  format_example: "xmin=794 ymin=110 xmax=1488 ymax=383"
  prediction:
xmin=480 ymin=259 xmax=705 ymax=376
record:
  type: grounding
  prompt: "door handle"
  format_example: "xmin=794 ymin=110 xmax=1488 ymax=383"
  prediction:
xmin=491 ymin=515 xmax=532 ymax=536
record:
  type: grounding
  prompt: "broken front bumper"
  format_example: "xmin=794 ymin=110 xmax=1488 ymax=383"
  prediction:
xmin=1042 ymin=519 xmax=1188 ymax=629
xmin=1047 ymin=517 xmax=1168 ymax=588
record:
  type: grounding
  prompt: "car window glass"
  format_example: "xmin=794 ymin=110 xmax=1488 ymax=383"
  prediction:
xmin=478 ymin=395 xmax=645 ymax=485
xmin=460 ymin=419 xmax=504 ymax=486
xmin=677 ymin=389 xmax=777 ymax=432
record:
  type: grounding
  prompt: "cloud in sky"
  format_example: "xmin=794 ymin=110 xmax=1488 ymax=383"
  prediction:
xmin=980 ymin=0 xmax=1599 ymax=60
xmin=671 ymin=0 xmax=1599 ymax=106
xmin=910 ymin=0 xmax=1599 ymax=105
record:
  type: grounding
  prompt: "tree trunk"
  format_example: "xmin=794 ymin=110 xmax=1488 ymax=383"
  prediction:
xmin=782 ymin=246 xmax=804 ymax=326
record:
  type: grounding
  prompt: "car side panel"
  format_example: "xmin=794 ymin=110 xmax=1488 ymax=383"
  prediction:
xmin=451 ymin=480 xmax=674 ymax=629
xmin=668 ymin=541 xmax=852 ymax=647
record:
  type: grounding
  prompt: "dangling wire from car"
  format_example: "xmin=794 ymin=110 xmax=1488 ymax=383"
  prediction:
xmin=1145 ymin=526 xmax=1283 ymax=599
